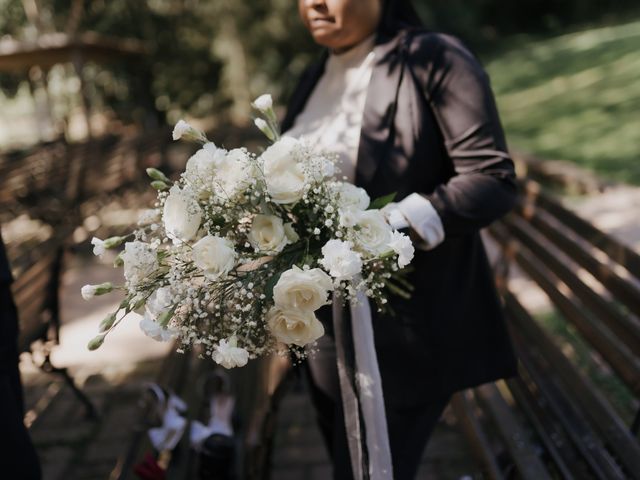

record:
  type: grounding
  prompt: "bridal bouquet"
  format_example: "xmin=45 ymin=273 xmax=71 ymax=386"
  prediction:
xmin=82 ymin=95 xmax=414 ymax=368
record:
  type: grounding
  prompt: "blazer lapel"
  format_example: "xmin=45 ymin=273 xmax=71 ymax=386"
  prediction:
xmin=355 ymin=31 xmax=406 ymax=187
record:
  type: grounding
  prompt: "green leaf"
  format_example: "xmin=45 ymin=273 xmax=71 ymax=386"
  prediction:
xmin=264 ymin=271 xmax=282 ymax=301
xmin=368 ymin=192 xmax=397 ymax=210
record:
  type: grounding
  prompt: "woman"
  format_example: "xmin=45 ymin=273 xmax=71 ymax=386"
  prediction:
xmin=282 ymin=0 xmax=518 ymax=478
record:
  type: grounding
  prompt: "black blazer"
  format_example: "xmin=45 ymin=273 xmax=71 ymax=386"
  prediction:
xmin=0 ymin=232 xmax=11 ymax=283
xmin=283 ymin=28 xmax=518 ymax=401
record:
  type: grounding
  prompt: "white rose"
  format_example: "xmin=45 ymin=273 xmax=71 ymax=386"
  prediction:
xmin=353 ymin=210 xmax=393 ymax=256
xmin=212 ymin=336 xmax=249 ymax=368
xmin=163 ymin=185 xmax=202 ymax=243
xmin=338 ymin=207 xmax=359 ymax=228
xmin=122 ymin=242 xmax=158 ymax=286
xmin=336 ymin=183 xmax=370 ymax=211
xmin=252 ymin=94 xmax=273 ymax=112
xmin=192 ymin=235 xmax=236 ymax=280
xmin=172 ymin=119 xmax=192 ymax=140
xmin=273 ymin=266 xmax=333 ymax=311
xmin=262 ymin=137 xmax=306 ymax=204
xmin=319 ymin=239 xmax=362 ymax=281
xmin=139 ymin=315 xmax=178 ymax=342
xmin=389 ymin=230 xmax=415 ymax=268
xmin=248 ymin=214 xmax=289 ymax=253
xmin=267 ymin=307 xmax=325 ymax=347
xmin=214 ymin=148 xmax=253 ymax=198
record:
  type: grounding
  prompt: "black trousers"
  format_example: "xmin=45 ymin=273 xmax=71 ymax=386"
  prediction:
xmin=0 ymin=282 xmax=42 ymax=479
xmin=305 ymin=329 xmax=451 ymax=480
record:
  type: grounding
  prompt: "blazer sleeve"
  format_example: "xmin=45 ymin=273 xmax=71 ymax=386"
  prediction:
xmin=412 ymin=33 xmax=518 ymax=237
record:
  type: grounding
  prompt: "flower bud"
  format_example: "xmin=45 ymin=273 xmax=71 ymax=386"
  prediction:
xmin=113 ymin=252 xmax=124 ymax=267
xmin=81 ymin=282 xmax=114 ymax=300
xmin=87 ymin=335 xmax=105 ymax=351
xmin=146 ymin=168 xmax=170 ymax=183
xmin=103 ymin=236 xmax=125 ymax=249
xmin=151 ymin=180 xmax=169 ymax=191
xmin=254 ymin=118 xmax=275 ymax=141
xmin=99 ymin=313 xmax=117 ymax=333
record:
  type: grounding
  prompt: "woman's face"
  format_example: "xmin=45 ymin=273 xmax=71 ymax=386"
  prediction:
xmin=298 ymin=0 xmax=382 ymax=53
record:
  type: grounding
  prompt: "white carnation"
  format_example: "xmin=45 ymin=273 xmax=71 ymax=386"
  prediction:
xmin=184 ymin=143 xmax=222 ymax=186
xmin=139 ymin=315 xmax=178 ymax=342
xmin=214 ymin=148 xmax=253 ymax=198
xmin=81 ymin=284 xmax=97 ymax=300
xmin=252 ymin=94 xmax=273 ymax=112
xmin=319 ymin=239 xmax=362 ymax=281
xmin=122 ymin=241 xmax=158 ymax=286
xmin=192 ymin=235 xmax=236 ymax=280
xmin=172 ymin=119 xmax=192 ymax=140
xmin=389 ymin=230 xmax=415 ymax=268
xmin=163 ymin=185 xmax=202 ymax=243
xmin=273 ymin=266 xmax=333 ymax=311
xmin=267 ymin=307 xmax=325 ymax=347
xmin=262 ymin=137 xmax=306 ymax=204
xmin=248 ymin=214 xmax=289 ymax=254
xmin=212 ymin=337 xmax=249 ymax=369
xmin=91 ymin=237 xmax=105 ymax=257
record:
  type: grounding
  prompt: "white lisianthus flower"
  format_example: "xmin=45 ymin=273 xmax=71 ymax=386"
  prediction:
xmin=163 ymin=185 xmax=202 ymax=243
xmin=214 ymin=148 xmax=253 ymax=198
xmin=353 ymin=210 xmax=394 ymax=256
xmin=91 ymin=237 xmax=106 ymax=257
xmin=273 ymin=266 xmax=333 ymax=311
xmin=336 ymin=183 xmax=370 ymax=211
xmin=319 ymin=239 xmax=363 ymax=280
xmin=192 ymin=235 xmax=236 ymax=280
xmin=212 ymin=336 xmax=249 ymax=368
xmin=139 ymin=315 xmax=178 ymax=342
xmin=252 ymin=94 xmax=273 ymax=112
xmin=122 ymin=241 xmax=158 ymax=286
xmin=261 ymin=137 xmax=306 ymax=204
xmin=267 ymin=307 xmax=325 ymax=347
xmin=172 ymin=119 xmax=192 ymax=140
xmin=388 ymin=230 xmax=415 ymax=268
xmin=248 ymin=214 xmax=289 ymax=253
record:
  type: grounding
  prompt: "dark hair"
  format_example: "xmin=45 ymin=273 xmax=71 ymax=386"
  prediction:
xmin=379 ymin=0 xmax=424 ymax=34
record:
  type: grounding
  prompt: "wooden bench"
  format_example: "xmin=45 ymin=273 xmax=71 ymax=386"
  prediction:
xmin=451 ymin=177 xmax=640 ymax=480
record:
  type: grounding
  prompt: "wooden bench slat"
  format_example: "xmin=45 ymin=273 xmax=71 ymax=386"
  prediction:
xmin=492 ymin=222 xmax=640 ymax=396
xmin=519 ymin=179 xmax=640 ymax=276
xmin=474 ymin=383 xmax=553 ymax=480
xmin=513 ymin=205 xmax=640 ymax=318
xmin=505 ymin=377 xmax=590 ymax=480
xmin=511 ymin=330 xmax=628 ymax=479
xmin=450 ymin=392 xmax=506 ymax=480
xmin=505 ymin=292 xmax=640 ymax=475
xmin=495 ymin=217 xmax=640 ymax=356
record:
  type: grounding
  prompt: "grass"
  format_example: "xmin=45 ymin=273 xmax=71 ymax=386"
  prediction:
xmin=484 ymin=17 xmax=640 ymax=184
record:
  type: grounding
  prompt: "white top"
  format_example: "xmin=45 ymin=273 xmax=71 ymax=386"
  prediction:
xmin=285 ymin=34 xmax=376 ymax=183
xmin=285 ymin=35 xmax=445 ymax=250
